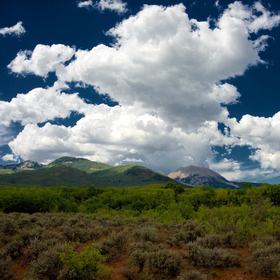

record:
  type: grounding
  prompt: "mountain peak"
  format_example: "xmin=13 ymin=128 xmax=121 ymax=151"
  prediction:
xmin=49 ymin=156 xmax=111 ymax=173
xmin=16 ymin=160 xmax=42 ymax=171
xmin=168 ymin=165 xmax=239 ymax=189
xmin=51 ymin=156 xmax=88 ymax=164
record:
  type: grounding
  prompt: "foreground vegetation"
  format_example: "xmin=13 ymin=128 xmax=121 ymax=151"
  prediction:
xmin=1 ymin=184 xmax=280 ymax=279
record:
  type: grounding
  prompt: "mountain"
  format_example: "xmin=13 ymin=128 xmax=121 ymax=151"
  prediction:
xmin=168 ymin=165 xmax=240 ymax=189
xmin=0 ymin=158 xmax=173 ymax=187
xmin=0 ymin=160 xmax=42 ymax=174
xmin=0 ymin=166 xmax=96 ymax=187
xmin=48 ymin=157 xmax=110 ymax=173
xmin=15 ymin=160 xmax=43 ymax=171
xmin=90 ymin=164 xmax=171 ymax=187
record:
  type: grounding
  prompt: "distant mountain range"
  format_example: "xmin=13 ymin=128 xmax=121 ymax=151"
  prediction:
xmin=0 ymin=157 xmax=172 ymax=187
xmin=0 ymin=157 xmax=267 ymax=188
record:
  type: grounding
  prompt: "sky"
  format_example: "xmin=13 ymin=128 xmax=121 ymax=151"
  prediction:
xmin=0 ymin=0 xmax=280 ymax=182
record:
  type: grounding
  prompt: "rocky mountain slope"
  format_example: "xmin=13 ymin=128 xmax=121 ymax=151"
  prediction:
xmin=168 ymin=165 xmax=240 ymax=189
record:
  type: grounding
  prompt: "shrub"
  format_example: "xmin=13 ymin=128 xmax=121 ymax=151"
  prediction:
xmin=0 ymin=253 xmax=13 ymax=280
xmin=100 ymin=232 xmax=126 ymax=261
xmin=25 ymin=238 xmax=60 ymax=262
xmin=196 ymin=233 xmax=236 ymax=249
xmin=252 ymin=254 xmax=280 ymax=277
xmin=249 ymin=236 xmax=275 ymax=251
xmin=59 ymin=225 xmax=91 ymax=243
xmin=3 ymin=239 xmax=24 ymax=259
xmin=148 ymin=249 xmax=182 ymax=277
xmin=177 ymin=270 xmax=207 ymax=280
xmin=172 ymin=221 xmax=205 ymax=245
xmin=130 ymin=248 xmax=149 ymax=272
xmin=0 ymin=218 xmax=17 ymax=235
xmin=133 ymin=226 xmax=158 ymax=242
xmin=29 ymin=245 xmax=64 ymax=280
xmin=60 ymin=245 xmax=110 ymax=280
xmin=195 ymin=234 xmax=223 ymax=249
xmin=250 ymin=241 xmax=280 ymax=276
xmin=19 ymin=227 xmax=44 ymax=246
xmin=188 ymin=243 xmax=239 ymax=267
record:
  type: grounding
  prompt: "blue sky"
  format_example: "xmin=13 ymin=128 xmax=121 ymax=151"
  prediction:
xmin=0 ymin=0 xmax=280 ymax=182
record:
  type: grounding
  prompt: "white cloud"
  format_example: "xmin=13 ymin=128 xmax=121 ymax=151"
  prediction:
xmin=208 ymin=157 xmax=280 ymax=182
xmin=0 ymin=82 xmax=90 ymax=126
xmin=56 ymin=2 xmax=279 ymax=130
xmin=95 ymin=0 xmax=127 ymax=14
xmin=8 ymin=44 xmax=75 ymax=77
xmin=78 ymin=0 xmax=93 ymax=8
xmin=208 ymin=158 xmax=244 ymax=181
xmin=2 ymin=154 xmax=17 ymax=162
xmin=0 ymin=21 xmax=25 ymax=36
xmin=4 ymin=2 xmax=280 ymax=179
xmin=229 ymin=112 xmax=280 ymax=171
xmin=215 ymin=1 xmax=221 ymax=9
xmin=249 ymin=2 xmax=280 ymax=33
xmin=0 ymin=125 xmax=14 ymax=146
xmin=9 ymin=103 xmax=225 ymax=170
xmin=210 ymin=83 xmax=240 ymax=105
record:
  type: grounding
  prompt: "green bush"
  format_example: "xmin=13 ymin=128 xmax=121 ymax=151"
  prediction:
xmin=60 ymin=245 xmax=110 ymax=280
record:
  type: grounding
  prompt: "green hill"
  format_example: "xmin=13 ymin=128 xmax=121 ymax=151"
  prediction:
xmin=90 ymin=164 xmax=172 ymax=187
xmin=0 ymin=168 xmax=14 ymax=175
xmin=47 ymin=157 xmax=110 ymax=173
xmin=0 ymin=159 xmax=174 ymax=188
xmin=0 ymin=166 xmax=96 ymax=187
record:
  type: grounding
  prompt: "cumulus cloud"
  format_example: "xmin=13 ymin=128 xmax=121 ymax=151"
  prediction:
xmin=95 ymin=0 xmax=127 ymax=14
xmin=8 ymin=44 xmax=75 ymax=77
xmin=78 ymin=0 xmax=93 ymax=8
xmin=54 ymin=2 xmax=278 ymax=129
xmin=208 ymin=158 xmax=244 ymax=181
xmin=229 ymin=112 xmax=280 ymax=171
xmin=0 ymin=125 xmax=14 ymax=146
xmin=249 ymin=2 xmax=280 ymax=32
xmin=2 ymin=154 xmax=17 ymax=162
xmin=9 ymin=104 xmax=225 ymax=170
xmin=0 ymin=82 xmax=90 ymax=126
xmin=0 ymin=21 xmax=25 ymax=36
xmin=4 ymin=2 xmax=280 ymax=178
xmin=78 ymin=0 xmax=127 ymax=13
